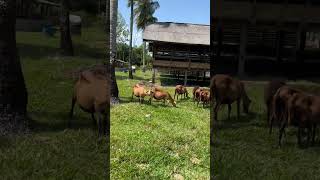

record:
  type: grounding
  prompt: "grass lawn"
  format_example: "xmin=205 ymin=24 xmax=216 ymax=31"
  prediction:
xmin=213 ymin=82 xmax=320 ymax=179
xmin=0 ymin=23 xmax=108 ymax=179
xmin=111 ymin=71 xmax=210 ymax=179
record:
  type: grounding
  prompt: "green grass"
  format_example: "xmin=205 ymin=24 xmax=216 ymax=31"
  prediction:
xmin=213 ymin=82 xmax=320 ymax=179
xmin=111 ymin=71 xmax=210 ymax=179
xmin=0 ymin=25 xmax=108 ymax=179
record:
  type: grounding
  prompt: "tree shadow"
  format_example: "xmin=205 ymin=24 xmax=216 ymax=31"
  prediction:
xmin=213 ymin=112 xmax=260 ymax=130
xmin=28 ymin=111 xmax=96 ymax=133
xmin=18 ymin=43 xmax=59 ymax=59
xmin=18 ymin=42 xmax=104 ymax=60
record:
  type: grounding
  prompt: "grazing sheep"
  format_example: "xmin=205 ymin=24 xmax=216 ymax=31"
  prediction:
xmin=287 ymin=93 xmax=320 ymax=146
xmin=264 ymin=80 xmax=286 ymax=126
xmin=270 ymin=85 xmax=303 ymax=146
xmin=197 ymin=90 xmax=210 ymax=108
xmin=210 ymin=74 xmax=251 ymax=121
xmin=174 ymin=85 xmax=188 ymax=100
xmin=69 ymin=70 xmax=109 ymax=137
xmin=149 ymin=88 xmax=176 ymax=107
xmin=131 ymin=83 xmax=151 ymax=104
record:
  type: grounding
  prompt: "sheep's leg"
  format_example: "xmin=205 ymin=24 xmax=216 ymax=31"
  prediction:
xmin=312 ymin=123 xmax=317 ymax=145
xmin=237 ymin=99 xmax=240 ymax=121
xmin=141 ymin=97 xmax=144 ymax=104
xmin=297 ymin=126 xmax=302 ymax=146
xmin=278 ymin=121 xmax=286 ymax=147
xmin=214 ymin=101 xmax=221 ymax=121
xmin=307 ymin=125 xmax=312 ymax=147
xmin=102 ymin=112 xmax=107 ymax=137
xmin=269 ymin=115 xmax=274 ymax=135
xmin=228 ymin=104 xmax=232 ymax=121
xmin=68 ymin=96 xmax=76 ymax=128
xmin=97 ymin=112 xmax=103 ymax=137
xmin=91 ymin=113 xmax=97 ymax=127
xmin=174 ymin=91 xmax=176 ymax=100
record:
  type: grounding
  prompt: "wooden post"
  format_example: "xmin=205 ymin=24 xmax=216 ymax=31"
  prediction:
xmin=215 ymin=22 xmax=223 ymax=73
xmin=238 ymin=22 xmax=248 ymax=78
xmin=184 ymin=70 xmax=188 ymax=86
xmin=152 ymin=68 xmax=156 ymax=83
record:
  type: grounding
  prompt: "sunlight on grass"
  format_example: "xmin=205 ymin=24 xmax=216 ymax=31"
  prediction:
xmin=111 ymin=70 xmax=210 ymax=179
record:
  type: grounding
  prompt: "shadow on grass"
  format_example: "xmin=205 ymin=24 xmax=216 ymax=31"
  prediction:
xmin=18 ymin=42 xmax=104 ymax=60
xmin=28 ymin=111 xmax=96 ymax=133
xmin=116 ymin=74 xmax=150 ymax=82
xmin=213 ymin=112 xmax=261 ymax=130
xmin=118 ymin=96 xmax=178 ymax=108
xmin=18 ymin=43 xmax=58 ymax=59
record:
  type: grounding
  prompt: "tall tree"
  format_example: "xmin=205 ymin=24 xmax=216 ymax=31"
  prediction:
xmin=127 ymin=0 xmax=134 ymax=79
xmin=128 ymin=0 xmax=134 ymax=79
xmin=60 ymin=0 xmax=74 ymax=56
xmin=133 ymin=0 xmax=159 ymax=72
xmin=0 ymin=0 xmax=28 ymax=135
xmin=110 ymin=0 xmax=119 ymax=102
xmin=128 ymin=0 xmax=159 ymax=72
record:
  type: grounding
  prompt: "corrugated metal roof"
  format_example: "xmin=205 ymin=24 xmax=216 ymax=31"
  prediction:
xmin=143 ymin=22 xmax=210 ymax=45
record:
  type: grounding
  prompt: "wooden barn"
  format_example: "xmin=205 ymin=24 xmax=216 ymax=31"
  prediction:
xmin=143 ymin=22 xmax=210 ymax=85
xmin=212 ymin=0 xmax=320 ymax=78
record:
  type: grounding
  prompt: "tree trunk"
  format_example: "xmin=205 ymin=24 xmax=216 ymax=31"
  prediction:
xmin=142 ymin=41 xmax=146 ymax=72
xmin=110 ymin=0 xmax=119 ymax=103
xmin=128 ymin=0 xmax=134 ymax=79
xmin=60 ymin=0 xmax=74 ymax=56
xmin=105 ymin=0 xmax=111 ymax=178
xmin=0 ymin=0 xmax=28 ymax=135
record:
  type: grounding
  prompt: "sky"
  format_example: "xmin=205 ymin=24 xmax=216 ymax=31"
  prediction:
xmin=118 ymin=0 xmax=210 ymax=46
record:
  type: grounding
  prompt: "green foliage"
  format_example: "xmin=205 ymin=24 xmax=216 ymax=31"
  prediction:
xmin=117 ymin=12 xmax=129 ymax=44
xmin=111 ymin=70 xmax=210 ymax=179
xmin=116 ymin=43 xmax=152 ymax=66
xmin=134 ymin=0 xmax=160 ymax=30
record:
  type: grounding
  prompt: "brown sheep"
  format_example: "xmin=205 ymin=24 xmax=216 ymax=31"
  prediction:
xmin=194 ymin=87 xmax=207 ymax=104
xmin=131 ymin=83 xmax=151 ymax=104
xmin=264 ymin=80 xmax=286 ymax=127
xmin=174 ymin=85 xmax=188 ymax=100
xmin=149 ymin=88 xmax=176 ymax=107
xmin=270 ymin=86 xmax=303 ymax=144
xmin=197 ymin=90 xmax=210 ymax=108
xmin=192 ymin=86 xmax=200 ymax=101
xmin=210 ymin=74 xmax=251 ymax=121
xmin=69 ymin=70 xmax=109 ymax=137
xmin=287 ymin=93 xmax=320 ymax=146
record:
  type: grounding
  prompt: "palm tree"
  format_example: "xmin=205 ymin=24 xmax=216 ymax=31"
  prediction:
xmin=60 ymin=0 xmax=74 ymax=56
xmin=110 ymin=0 xmax=119 ymax=102
xmin=127 ymin=0 xmax=134 ymax=79
xmin=133 ymin=0 xmax=159 ymax=72
xmin=128 ymin=0 xmax=159 ymax=72
xmin=0 ymin=0 xmax=28 ymax=135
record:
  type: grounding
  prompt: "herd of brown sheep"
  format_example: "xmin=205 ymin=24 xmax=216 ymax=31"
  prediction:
xmin=131 ymin=74 xmax=320 ymax=148
xmin=131 ymin=82 xmax=211 ymax=108
xmin=69 ymin=66 xmax=320 ymax=147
